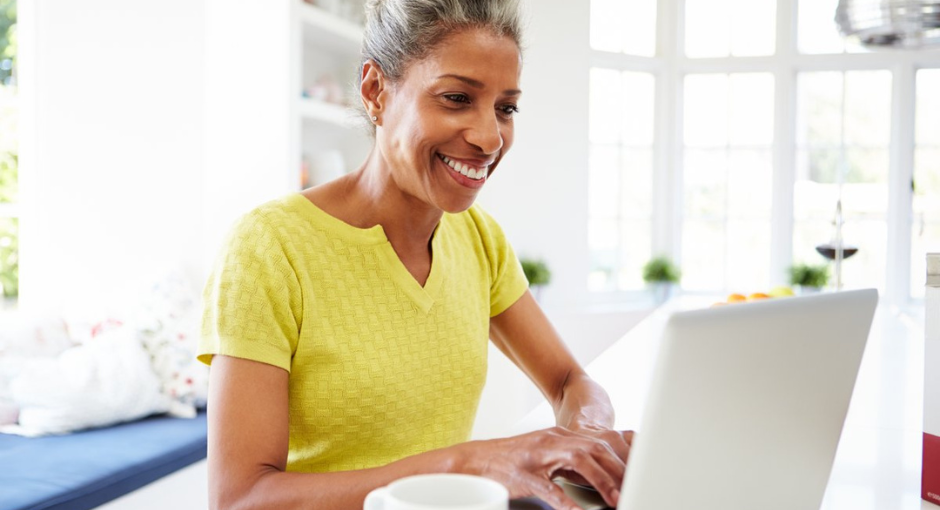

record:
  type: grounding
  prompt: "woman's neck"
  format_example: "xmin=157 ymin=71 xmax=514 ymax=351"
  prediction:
xmin=311 ymin=149 xmax=443 ymax=253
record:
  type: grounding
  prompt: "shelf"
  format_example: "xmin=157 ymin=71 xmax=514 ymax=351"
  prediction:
xmin=299 ymin=98 xmax=360 ymax=128
xmin=299 ymin=1 xmax=363 ymax=54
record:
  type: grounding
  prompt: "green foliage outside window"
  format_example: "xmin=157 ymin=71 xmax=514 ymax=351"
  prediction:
xmin=0 ymin=0 xmax=17 ymax=298
xmin=0 ymin=0 xmax=15 ymax=86
xmin=0 ymin=217 xmax=16 ymax=297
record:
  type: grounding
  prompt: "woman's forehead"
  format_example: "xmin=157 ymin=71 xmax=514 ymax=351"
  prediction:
xmin=408 ymin=29 xmax=522 ymax=91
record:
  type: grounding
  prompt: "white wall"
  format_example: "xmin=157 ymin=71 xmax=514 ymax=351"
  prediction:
xmin=19 ymin=0 xmax=206 ymax=314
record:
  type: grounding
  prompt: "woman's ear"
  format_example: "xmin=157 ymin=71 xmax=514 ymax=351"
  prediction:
xmin=360 ymin=60 xmax=387 ymax=124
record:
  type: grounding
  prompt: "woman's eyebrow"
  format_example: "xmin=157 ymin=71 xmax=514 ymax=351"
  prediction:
xmin=436 ymin=73 xmax=522 ymax=96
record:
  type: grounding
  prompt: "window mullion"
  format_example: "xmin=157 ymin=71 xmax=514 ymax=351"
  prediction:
xmin=887 ymin=64 xmax=916 ymax=304
xmin=654 ymin=0 xmax=680 ymax=260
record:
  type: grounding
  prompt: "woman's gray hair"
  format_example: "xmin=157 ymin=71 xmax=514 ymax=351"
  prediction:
xmin=357 ymin=0 xmax=523 ymax=128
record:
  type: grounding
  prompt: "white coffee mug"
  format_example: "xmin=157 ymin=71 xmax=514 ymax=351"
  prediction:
xmin=364 ymin=473 xmax=509 ymax=510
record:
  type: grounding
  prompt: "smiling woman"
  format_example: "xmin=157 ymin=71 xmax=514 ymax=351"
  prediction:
xmin=197 ymin=1 xmax=633 ymax=510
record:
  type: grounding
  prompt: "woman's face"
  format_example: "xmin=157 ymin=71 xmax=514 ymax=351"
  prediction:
xmin=371 ymin=28 xmax=522 ymax=214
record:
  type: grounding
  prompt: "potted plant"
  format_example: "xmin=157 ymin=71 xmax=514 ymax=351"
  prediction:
xmin=788 ymin=263 xmax=829 ymax=294
xmin=643 ymin=256 xmax=681 ymax=304
xmin=520 ymin=258 xmax=551 ymax=301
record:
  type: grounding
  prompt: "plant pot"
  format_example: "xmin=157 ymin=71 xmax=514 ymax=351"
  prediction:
xmin=649 ymin=282 xmax=675 ymax=305
xmin=798 ymin=285 xmax=823 ymax=295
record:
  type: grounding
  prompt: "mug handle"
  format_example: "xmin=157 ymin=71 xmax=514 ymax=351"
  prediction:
xmin=363 ymin=487 xmax=388 ymax=510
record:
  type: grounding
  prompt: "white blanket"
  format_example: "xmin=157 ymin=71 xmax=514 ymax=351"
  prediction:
xmin=0 ymin=327 xmax=172 ymax=437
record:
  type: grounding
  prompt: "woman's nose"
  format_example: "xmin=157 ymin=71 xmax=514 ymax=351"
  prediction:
xmin=465 ymin=110 xmax=504 ymax=155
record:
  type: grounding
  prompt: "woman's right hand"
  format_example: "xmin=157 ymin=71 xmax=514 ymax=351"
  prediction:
xmin=452 ymin=426 xmax=627 ymax=510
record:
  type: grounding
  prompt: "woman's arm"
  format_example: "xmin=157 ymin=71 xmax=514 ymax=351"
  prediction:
xmin=207 ymin=355 xmax=458 ymax=510
xmin=209 ymin=354 xmax=624 ymax=510
xmin=489 ymin=290 xmax=634 ymax=459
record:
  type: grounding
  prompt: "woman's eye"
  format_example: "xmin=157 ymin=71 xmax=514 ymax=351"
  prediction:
xmin=499 ymin=104 xmax=520 ymax=117
xmin=444 ymin=94 xmax=471 ymax=104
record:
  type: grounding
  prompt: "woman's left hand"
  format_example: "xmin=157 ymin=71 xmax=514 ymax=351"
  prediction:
xmin=554 ymin=425 xmax=634 ymax=488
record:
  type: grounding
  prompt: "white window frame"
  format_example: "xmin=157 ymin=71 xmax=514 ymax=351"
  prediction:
xmin=589 ymin=0 xmax=940 ymax=306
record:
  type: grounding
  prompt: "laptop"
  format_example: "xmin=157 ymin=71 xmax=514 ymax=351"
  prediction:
xmin=559 ymin=288 xmax=878 ymax=510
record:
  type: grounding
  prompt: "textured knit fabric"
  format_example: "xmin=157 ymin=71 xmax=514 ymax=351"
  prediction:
xmin=198 ymin=193 xmax=528 ymax=472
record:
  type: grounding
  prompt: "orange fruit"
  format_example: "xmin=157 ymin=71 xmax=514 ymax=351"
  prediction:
xmin=727 ymin=293 xmax=747 ymax=303
xmin=748 ymin=292 xmax=771 ymax=300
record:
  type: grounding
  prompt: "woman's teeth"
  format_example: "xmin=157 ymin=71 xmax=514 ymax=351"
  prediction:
xmin=439 ymin=154 xmax=487 ymax=180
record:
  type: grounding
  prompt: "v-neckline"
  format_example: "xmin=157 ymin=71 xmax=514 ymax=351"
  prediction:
xmin=374 ymin=223 xmax=444 ymax=314
xmin=292 ymin=193 xmax=444 ymax=314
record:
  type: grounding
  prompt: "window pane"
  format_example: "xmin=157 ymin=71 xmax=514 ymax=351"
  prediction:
xmin=916 ymin=69 xmax=940 ymax=146
xmin=590 ymin=68 xmax=623 ymax=144
xmin=590 ymin=0 xmax=657 ymax=57
xmin=844 ymin=71 xmax=892 ymax=146
xmin=914 ymin=148 xmax=940 ymax=217
xmin=684 ymin=149 xmax=727 ymax=218
xmin=727 ymin=150 xmax=772 ymax=220
xmin=797 ymin=72 xmax=844 ymax=147
xmin=844 ymin=148 xmax=888 ymax=185
xmin=589 ymin=68 xmax=656 ymax=294
xmin=726 ymin=220 xmax=771 ymax=292
xmin=793 ymin=176 xmax=840 ymax=221
xmin=729 ymin=73 xmax=775 ymax=146
xmin=840 ymin=220 xmax=887 ymax=291
xmin=684 ymin=74 xmax=729 ymax=147
xmin=730 ymin=0 xmax=776 ymax=57
xmin=794 ymin=70 xmax=890 ymax=294
xmin=796 ymin=147 xmax=840 ymax=184
xmin=685 ymin=0 xmax=732 ymax=58
xmin=621 ymin=148 xmax=654 ymax=219
xmin=622 ymin=0 xmax=657 ymax=57
xmin=793 ymin=219 xmax=831 ymax=265
xmin=686 ymin=0 xmax=775 ymax=58
xmin=589 ymin=146 xmax=620 ymax=219
xmin=622 ymin=72 xmax=655 ymax=146
xmin=618 ymin=220 xmax=652 ymax=290
xmin=682 ymin=220 xmax=726 ymax=291
xmin=797 ymin=0 xmax=867 ymax=54
xmin=588 ymin=219 xmax=620 ymax=292
xmin=590 ymin=0 xmax=627 ymax=53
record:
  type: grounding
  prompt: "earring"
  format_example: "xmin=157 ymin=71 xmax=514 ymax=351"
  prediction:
xmin=371 ymin=116 xmax=378 ymax=122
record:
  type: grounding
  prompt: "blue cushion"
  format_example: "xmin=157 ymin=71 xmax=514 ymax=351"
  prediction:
xmin=0 ymin=411 xmax=207 ymax=510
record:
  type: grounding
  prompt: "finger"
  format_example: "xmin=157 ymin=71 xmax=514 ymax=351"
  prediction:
xmin=523 ymin=473 xmax=584 ymax=510
xmin=596 ymin=429 xmax=631 ymax=462
xmin=580 ymin=435 xmax=627 ymax=483
xmin=622 ymin=430 xmax=635 ymax=447
xmin=562 ymin=446 xmax=623 ymax=507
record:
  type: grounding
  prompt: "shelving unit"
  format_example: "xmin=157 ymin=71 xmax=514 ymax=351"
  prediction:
xmin=296 ymin=1 xmax=370 ymax=189
xmin=203 ymin=0 xmax=371 ymax=225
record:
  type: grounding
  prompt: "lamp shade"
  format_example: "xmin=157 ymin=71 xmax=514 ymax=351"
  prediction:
xmin=835 ymin=0 xmax=940 ymax=48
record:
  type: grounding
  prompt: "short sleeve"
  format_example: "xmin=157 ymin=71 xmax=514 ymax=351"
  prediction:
xmin=197 ymin=211 xmax=302 ymax=372
xmin=467 ymin=206 xmax=529 ymax=317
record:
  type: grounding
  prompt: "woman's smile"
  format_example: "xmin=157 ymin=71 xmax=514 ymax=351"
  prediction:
xmin=436 ymin=153 xmax=492 ymax=189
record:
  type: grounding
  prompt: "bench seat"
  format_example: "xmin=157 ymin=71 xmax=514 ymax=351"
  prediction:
xmin=0 ymin=411 xmax=207 ymax=510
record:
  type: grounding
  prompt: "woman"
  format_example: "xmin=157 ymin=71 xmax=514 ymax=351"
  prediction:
xmin=198 ymin=1 xmax=633 ymax=509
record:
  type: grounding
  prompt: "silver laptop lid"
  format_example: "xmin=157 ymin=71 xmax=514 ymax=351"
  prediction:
xmin=619 ymin=289 xmax=878 ymax=510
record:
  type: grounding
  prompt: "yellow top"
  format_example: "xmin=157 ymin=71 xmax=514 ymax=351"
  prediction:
xmin=198 ymin=193 xmax=528 ymax=472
